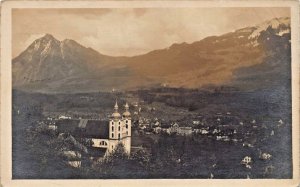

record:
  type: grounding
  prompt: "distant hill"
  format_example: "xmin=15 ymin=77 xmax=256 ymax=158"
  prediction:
xmin=12 ymin=17 xmax=291 ymax=93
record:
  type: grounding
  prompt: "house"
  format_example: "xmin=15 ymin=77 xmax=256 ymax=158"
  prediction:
xmin=202 ymin=129 xmax=209 ymax=134
xmin=56 ymin=132 xmax=88 ymax=167
xmin=161 ymin=124 xmax=171 ymax=134
xmin=242 ymin=142 xmax=254 ymax=148
xmin=153 ymin=121 xmax=160 ymax=127
xmin=48 ymin=124 xmax=57 ymax=131
xmin=178 ymin=127 xmax=193 ymax=136
xmin=192 ymin=120 xmax=200 ymax=125
xmin=58 ymin=115 xmax=72 ymax=119
xmin=241 ymin=156 xmax=252 ymax=169
xmin=63 ymin=150 xmax=82 ymax=168
xmin=216 ymin=135 xmax=230 ymax=141
xmin=270 ymin=130 xmax=275 ymax=136
xmin=212 ymin=129 xmax=221 ymax=134
xmin=260 ymin=152 xmax=272 ymax=160
xmin=193 ymin=128 xmax=201 ymax=134
xmin=278 ymin=119 xmax=284 ymax=127
xmin=170 ymin=123 xmax=179 ymax=134
xmin=138 ymin=118 xmax=150 ymax=128
xmin=241 ymin=156 xmax=252 ymax=164
xmin=153 ymin=126 xmax=162 ymax=134
xmin=193 ymin=126 xmax=209 ymax=134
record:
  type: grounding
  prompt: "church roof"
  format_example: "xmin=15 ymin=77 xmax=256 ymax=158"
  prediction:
xmin=112 ymin=100 xmax=121 ymax=119
xmin=56 ymin=119 xmax=109 ymax=139
xmin=78 ymin=119 xmax=88 ymax=128
xmin=112 ymin=112 xmax=121 ymax=118
xmin=122 ymin=111 xmax=131 ymax=117
xmin=84 ymin=120 xmax=109 ymax=139
xmin=56 ymin=119 xmax=80 ymax=134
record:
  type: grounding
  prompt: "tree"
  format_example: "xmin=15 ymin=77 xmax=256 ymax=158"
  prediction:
xmin=22 ymin=122 xmax=80 ymax=178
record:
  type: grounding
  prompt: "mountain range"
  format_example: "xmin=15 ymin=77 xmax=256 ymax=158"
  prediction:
xmin=12 ymin=17 xmax=291 ymax=93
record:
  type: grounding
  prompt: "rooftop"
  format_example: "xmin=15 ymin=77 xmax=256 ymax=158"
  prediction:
xmin=56 ymin=119 xmax=110 ymax=139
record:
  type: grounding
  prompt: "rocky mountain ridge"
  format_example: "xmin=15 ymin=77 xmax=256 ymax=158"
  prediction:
xmin=12 ymin=17 xmax=291 ymax=93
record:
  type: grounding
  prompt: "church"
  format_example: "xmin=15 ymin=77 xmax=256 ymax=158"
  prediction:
xmin=93 ymin=101 xmax=132 ymax=154
xmin=55 ymin=101 xmax=132 ymax=160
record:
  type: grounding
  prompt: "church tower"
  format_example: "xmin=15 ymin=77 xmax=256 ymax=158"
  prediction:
xmin=108 ymin=100 xmax=121 ymax=153
xmin=108 ymin=100 xmax=131 ymax=154
xmin=122 ymin=102 xmax=131 ymax=154
xmin=122 ymin=103 xmax=131 ymax=137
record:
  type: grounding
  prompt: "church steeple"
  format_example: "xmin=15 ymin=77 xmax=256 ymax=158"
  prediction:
xmin=123 ymin=102 xmax=131 ymax=118
xmin=112 ymin=99 xmax=121 ymax=119
xmin=125 ymin=102 xmax=129 ymax=111
xmin=114 ymin=99 xmax=119 ymax=111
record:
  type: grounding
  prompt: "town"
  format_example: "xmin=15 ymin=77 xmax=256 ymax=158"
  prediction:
xmin=12 ymin=87 xmax=292 ymax=179
xmin=25 ymin=99 xmax=284 ymax=174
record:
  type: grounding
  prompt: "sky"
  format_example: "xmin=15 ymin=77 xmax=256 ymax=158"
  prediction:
xmin=12 ymin=8 xmax=290 ymax=57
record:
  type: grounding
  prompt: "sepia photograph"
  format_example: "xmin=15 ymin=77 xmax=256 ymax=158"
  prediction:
xmin=1 ymin=0 xmax=299 ymax=186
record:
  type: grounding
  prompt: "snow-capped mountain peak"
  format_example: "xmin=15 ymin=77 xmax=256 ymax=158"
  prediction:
xmin=249 ymin=17 xmax=290 ymax=39
xmin=28 ymin=34 xmax=60 ymax=54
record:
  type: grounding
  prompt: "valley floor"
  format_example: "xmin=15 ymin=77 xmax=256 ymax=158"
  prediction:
xmin=12 ymin=88 xmax=292 ymax=179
